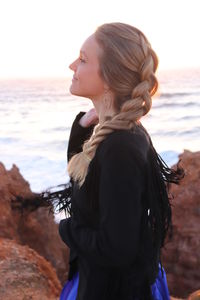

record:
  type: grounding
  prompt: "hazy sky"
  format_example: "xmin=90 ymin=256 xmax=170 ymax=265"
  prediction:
xmin=0 ymin=0 xmax=200 ymax=78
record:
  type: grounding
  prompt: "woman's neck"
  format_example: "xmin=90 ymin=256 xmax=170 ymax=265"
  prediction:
xmin=91 ymin=93 xmax=117 ymax=124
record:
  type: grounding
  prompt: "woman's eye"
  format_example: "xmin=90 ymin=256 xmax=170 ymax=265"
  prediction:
xmin=79 ymin=57 xmax=85 ymax=63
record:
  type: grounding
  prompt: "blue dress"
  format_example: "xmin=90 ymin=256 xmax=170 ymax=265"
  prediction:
xmin=59 ymin=264 xmax=170 ymax=300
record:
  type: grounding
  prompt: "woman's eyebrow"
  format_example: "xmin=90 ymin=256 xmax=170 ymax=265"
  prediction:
xmin=80 ymin=50 xmax=88 ymax=58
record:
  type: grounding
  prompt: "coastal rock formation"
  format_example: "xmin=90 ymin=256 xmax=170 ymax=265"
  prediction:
xmin=0 ymin=162 xmax=69 ymax=285
xmin=0 ymin=238 xmax=61 ymax=300
xmin=162 ymin=150 xmax=200 ymax=298
xmin=188 ymin=290 xmax=200 ymax=300
xmin=170 ymin=290 xmax=200 ymax=300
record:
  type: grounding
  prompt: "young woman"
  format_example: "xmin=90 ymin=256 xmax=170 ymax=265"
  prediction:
xmin=54 ymin=23 xmax=183 ymax=300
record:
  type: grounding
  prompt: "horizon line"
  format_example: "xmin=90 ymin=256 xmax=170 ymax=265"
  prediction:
xmin=0 ymin=66 xmax=200 ymax=81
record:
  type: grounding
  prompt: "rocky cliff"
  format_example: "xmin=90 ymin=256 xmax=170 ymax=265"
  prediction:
xmin=0 ymin=238 xmax=61 ymax=300
xmin=162 ymin=150 xmax=200 ymax=298
xmin=0 ymin=162 xmax=69 ymax=299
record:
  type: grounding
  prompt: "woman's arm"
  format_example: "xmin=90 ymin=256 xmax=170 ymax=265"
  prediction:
xmin=59 ymin=132 xmax=146 ymax=268
xmin=67 ymin=110 xmax=97 ymax=274
xmin=67 ymin=111 xmax=96 ymax=161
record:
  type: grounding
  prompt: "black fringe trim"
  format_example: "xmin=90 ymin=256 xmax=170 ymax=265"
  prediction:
xmin=11 ymin=181 xmax=73 ymax=217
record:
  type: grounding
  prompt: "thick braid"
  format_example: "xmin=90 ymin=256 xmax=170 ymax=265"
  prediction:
xmin=83 ymin=119 xmax=130 ymax=159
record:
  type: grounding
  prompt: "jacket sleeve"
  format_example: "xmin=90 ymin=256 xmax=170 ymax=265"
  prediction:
xmin=59 ymin=133 xmax=145 ymax=268
xmin=67 ymin=111 xmax=96 ymax=162
xmin=66 ymin=111 xmax=95 ymax=276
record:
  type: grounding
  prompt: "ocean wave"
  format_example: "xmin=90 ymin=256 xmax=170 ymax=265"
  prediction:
xmin=42 ymin=126 xmax=71 ymax=133
xmin=159 ymin=92 xmax=200 ymax=99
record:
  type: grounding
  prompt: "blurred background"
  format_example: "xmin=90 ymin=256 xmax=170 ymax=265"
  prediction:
xmin=0 ymin=0 xmax=200 ymax=193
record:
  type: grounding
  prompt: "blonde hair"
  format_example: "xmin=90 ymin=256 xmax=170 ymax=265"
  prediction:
xmin=68 ymin=22 xmax=159 ymax=187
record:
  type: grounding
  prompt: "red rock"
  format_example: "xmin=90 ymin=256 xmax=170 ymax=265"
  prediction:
xmin=170 ymin=290 xmax=200 ymax=300
xmin=188 ymin=290 xmax=200 ymax=299
xmin=162 ymin=150 xmax=200 ymax=298
xmin=0 ymin=238 xmax=61 ymax=300
xmin=0 ymin=162 xmax=69 ymax=285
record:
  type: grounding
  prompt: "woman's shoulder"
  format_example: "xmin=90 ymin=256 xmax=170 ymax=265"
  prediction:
xmin=96 ymin=123 xmax=151 ymax=163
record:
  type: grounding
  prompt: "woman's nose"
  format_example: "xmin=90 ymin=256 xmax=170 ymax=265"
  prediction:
xmin=69 ymin=59 xmax=77 ymax=71
xmin=69 ymin=62 xmax=74 ymax=70
xmin=69 ymin=63 xmax=73 ymax=71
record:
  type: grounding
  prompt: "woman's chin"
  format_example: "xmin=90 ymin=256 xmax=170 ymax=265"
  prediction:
xmin=69 ymin=85 xmax=79 ymax=96
xmin=69 ymin=90 xmax=85 ymax=98
xmin=69 ymin=86 xmax=88 ymax=98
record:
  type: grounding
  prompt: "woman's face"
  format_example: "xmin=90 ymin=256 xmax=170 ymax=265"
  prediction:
xmin=69 ymin=34 xmax=106 ymax=99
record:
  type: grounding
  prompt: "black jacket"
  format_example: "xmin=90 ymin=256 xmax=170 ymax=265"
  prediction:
xmin=59 ymin=112 xmax=163 ymax=300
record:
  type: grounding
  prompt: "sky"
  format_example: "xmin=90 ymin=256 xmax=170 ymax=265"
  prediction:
xmin=0 ymin=0 xmax=200 ymax=78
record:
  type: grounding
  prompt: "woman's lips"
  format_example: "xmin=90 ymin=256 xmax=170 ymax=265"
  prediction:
xmin=72 ymin=76 xmax=78 ymax=81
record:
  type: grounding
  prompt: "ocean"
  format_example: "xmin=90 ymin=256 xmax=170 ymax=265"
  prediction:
xmin=1 ymin=68 xmax=200 ymax=196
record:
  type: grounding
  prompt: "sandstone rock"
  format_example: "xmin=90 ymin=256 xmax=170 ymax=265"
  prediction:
xmin=170 ymin=290 xmax=200 ymax=300
xmin=0 ymin=238 xmax=61 ymax=300
xmin=188 ymin=290 xmax=200 ymax=300
xmin=162 ymin=150 xmax=200 ymax=298
xmin=0 ymin=163 xmax=31 ymax=241
xmin=0 ymin=162 xmax=69 ymax=285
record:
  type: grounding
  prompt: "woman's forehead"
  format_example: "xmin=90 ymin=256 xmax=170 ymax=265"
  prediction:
xmin=80 ymin=34 xmax=102 ymax=59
